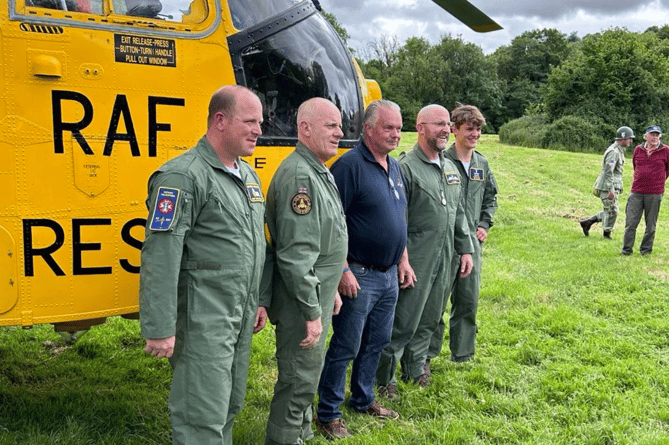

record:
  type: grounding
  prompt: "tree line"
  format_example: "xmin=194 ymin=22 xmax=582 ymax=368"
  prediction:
xmin=324 ymin=11 xmax=669 ymax=152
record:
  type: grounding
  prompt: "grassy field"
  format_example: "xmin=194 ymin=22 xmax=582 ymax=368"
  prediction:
xmin=3 ymin=135 xmax=669 ymax=444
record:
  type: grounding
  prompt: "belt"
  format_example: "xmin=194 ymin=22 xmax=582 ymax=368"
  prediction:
xmin=348 ymin=260 xmax=393 ymax=273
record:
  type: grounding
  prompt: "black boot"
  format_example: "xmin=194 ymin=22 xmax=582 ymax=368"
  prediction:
xmin=603 ymin=230 xmax=612 ymax=239
xmin=579 ymin=216 xmax=597 ymax=236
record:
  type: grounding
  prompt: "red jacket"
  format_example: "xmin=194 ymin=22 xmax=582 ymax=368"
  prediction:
xmin=630 ymin=143 xmax=669 ymax=194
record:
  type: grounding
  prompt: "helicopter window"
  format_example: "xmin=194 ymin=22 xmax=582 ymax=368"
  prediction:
xmin=120 ymin=0 xmax=162 ymax=17
xmin=227 ymin=0 xmax=296 ymax=30
xmin=112 ymin=0 xmax=207 ymax=22
xmin=24 ymin=0 xmax=203 ymax=19
xmin=237 ymin=10 xmax=362 ymax=145
xmin=28 ymin=0 xmax=102 ymax=13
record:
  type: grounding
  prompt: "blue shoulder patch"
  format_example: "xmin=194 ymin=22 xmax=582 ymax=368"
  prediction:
xmin=469 ymin=168 xmax=484 ymax=181
xmin=149 ymin=187 xmax=180 ymax=231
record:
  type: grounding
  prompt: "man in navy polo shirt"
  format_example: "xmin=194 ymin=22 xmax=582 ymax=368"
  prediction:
xmin=315 ymin=100 xmax=414 ymax=440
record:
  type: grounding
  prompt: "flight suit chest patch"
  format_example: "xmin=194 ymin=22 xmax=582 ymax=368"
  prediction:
xmin=149 ymin=187 xmax=180 ymax=231
xmin=469 ymin=167 xmax=484 ymax=181
xmin=246 ymin=183 xmax=264 ymax=203
xmin=445 ymin=171 xmax=460 ymax=184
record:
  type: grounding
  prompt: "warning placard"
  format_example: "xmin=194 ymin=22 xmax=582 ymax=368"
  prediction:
xmin=114 ymin=34 xmax=176 ymax=67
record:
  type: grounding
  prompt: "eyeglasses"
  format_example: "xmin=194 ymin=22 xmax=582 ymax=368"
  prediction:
xmin=419 ymin=121 xmax=453 ymax=128
xmin=388 ymin=177 xmax=400 ymax=200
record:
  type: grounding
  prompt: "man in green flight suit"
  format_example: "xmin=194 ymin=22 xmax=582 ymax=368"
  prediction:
xmin=262 ymin=98 xmax=349 ymax=445
xmin=579 ymin=126 xmax=634 ymax=239
xmin=429 ymin=104 xmax=498 ymax=364
xmin=139 ymin=85 xmax=268 ymax=445
xmin=376 ymin=104 xmax=473 ymax=396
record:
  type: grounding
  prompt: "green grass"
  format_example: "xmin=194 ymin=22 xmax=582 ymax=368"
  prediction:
xmin=3 ymin=135 xmax=669 ymax=444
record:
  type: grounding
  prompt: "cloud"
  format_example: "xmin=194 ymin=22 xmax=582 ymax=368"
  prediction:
xmin=320 ymin=0 xmax=669 ymax=55
xmin=478 ymin=0 xmax=663 ymax=19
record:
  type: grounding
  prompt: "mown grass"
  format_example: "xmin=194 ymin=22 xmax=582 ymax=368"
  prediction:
xmin=3 ymin=135 xmax=669 ymax=444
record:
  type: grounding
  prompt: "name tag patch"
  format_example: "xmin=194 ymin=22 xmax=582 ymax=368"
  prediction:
xmin=445 ymin=171 xmax=460 ymax=184
xmin=469 ymin=168 xmax=484 ymax=181
xmin=150 ymin=187 xmax=180 ymax=231
xmin=246 ymin=183 xmax=264 ymax=203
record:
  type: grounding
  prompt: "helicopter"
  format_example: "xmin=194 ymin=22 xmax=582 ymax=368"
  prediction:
xmin=0 ymin=0 xmax=500 ymax=330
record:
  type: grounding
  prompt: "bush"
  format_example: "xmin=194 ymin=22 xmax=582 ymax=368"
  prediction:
xmin=500 ymin=114 xmax=619 ymax=153
xmin=544 ymin=28 xmax=669 ymax=130
xmin=498 ymin=114 xmax=550 ymax=148
xmin=542 ymin=115 xmax=611 ymax=152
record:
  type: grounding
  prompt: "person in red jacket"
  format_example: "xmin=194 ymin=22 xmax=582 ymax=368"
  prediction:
xmin=621 ymin=125 xmax=669 ymax=255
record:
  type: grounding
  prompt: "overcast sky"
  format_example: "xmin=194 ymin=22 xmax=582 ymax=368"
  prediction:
xmin=319 ymin=0 xmax=669 ymax=55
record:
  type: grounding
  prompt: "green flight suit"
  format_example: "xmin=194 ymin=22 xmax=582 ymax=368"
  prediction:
xmin=139 ymin=136 xmax=265 ymax=445
xmin=262 ymin=143 xmax=348 ymax=445
xmin=376 ymin=145 xmax=473 ymax=386
xmin=593 ymin=141 xmax=625 ymax=231
xmin=429 ymin=145 xmax=498 ymax=362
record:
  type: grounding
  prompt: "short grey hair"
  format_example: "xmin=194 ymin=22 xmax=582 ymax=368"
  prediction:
xmin=363 ymin=100 xmax=400 ymax=128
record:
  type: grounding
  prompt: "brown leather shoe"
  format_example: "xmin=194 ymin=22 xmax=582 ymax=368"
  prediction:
xmin=314 ymin=417 xmax=352 ymax=440
xmin=355 ymin=400 xmax=399 ymax=419
xmin=414 ymin=373 xmax=431 ymax=387
xmin=377 ymin=384 xmax=398 ymax=400
xmin=423 ymin=358 xmax=431 ymax=376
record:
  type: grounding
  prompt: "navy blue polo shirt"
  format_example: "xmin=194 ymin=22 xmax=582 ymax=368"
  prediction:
xmin=330 ymin=140 xmax=407 ymax=268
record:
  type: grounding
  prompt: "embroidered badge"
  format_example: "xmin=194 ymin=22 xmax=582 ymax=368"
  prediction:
xmin=469 ymin=168 xmax=484 ymax=181
xmin=149 ymin=187 xmax=180 ymax=231
xmin=246 ymin=183 xmax=264 ymax=203
xmin=291 ymin=193 xmax=312 ymax=215
xmin=445 ymin=171 xmax=461 ymax=184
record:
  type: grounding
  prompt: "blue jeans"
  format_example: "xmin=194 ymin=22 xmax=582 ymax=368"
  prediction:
xmin=317 ymin=264 xmax=399 ymax=422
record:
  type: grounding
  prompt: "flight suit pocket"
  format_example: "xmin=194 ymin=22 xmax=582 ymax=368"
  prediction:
xmin=186 ymin=267 xmax=244 ymax=343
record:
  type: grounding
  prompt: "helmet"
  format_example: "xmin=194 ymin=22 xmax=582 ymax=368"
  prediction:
xmin=616 ymin=126 xmax=635 ymax=139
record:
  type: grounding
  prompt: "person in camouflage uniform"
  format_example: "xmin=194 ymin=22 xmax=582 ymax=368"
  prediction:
xmin=579 ymin=126 xmax=635 ymax=239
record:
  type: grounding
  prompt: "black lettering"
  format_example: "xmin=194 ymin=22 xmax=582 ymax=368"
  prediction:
xmin=72 ymin=219 xmax=112 ymax=276
xmin=104 ymin=95 xmax=140 ymax=157
xmin=148 ymin=96 xmax=185 ymax=157
xmin=23 ymin=219 xmax=65 ymax=277
xmin=52 ymin=90 xmax=94 ymax=155
xmin=120 ymin=218 xmax=145 ymax=273
xmin=255 ymin=158 xmax=267 ymax=169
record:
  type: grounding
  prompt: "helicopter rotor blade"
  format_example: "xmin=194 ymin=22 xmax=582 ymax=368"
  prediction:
xmin=431 ymin=0 xmax=502 ymax=32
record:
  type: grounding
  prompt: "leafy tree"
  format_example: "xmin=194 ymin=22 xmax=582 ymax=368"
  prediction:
xmin=356 ymin=35 xmax=401 ymax=85
xmin=645 ymin=24 xmax=669 ymax=40
xmin=544 ymin=28 xmax=669 ymax=133
xmin=492 ymin=29 xmax=573 ymax=123
xmin=380 ymin=35 xmax=503 ymax=131
xmin=433 ymin=36 xmax=503 ymax=130
xmin=379 ymin=36 xmax=435 ymax=128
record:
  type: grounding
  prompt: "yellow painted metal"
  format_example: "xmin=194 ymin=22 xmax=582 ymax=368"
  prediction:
xmin=0 ymin=0 xmax=379 ymax=327
xmin=0 ymin=225 xmax=19 ymax=315
xmin=0 ymin=0 xmax=232 ymax=326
